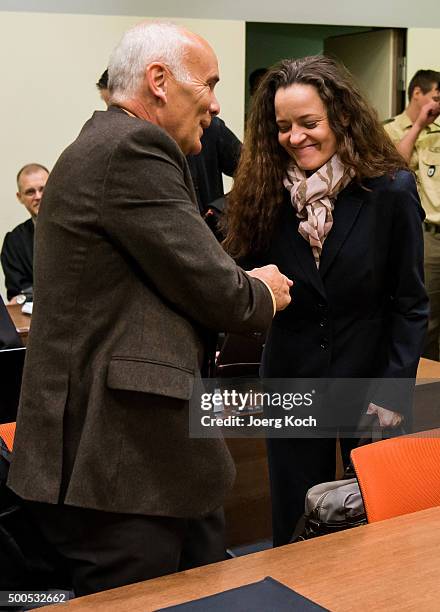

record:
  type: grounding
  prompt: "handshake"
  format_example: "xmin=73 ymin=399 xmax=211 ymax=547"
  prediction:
xmin=247 ymin=264 xmax=293 ymax=312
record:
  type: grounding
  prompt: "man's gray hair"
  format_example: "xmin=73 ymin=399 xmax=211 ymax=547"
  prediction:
xmin=108 ymin=22 xmax=193 ymax=102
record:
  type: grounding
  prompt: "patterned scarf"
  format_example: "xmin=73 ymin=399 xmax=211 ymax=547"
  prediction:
xmin=283 ymin=155 xmax=353 ymax=268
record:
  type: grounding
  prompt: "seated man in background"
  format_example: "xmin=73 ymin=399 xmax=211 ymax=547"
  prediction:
xmin=8 ymin=21 xmax=292 ymax=596
xmin=1 ymin=163 xmax=49 ymax=302
xmin=97 ymin=67 xmax=241 ymax=240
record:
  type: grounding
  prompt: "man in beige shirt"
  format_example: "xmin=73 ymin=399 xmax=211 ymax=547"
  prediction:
xmin=385 ymin=69 xmax=440 ymax=359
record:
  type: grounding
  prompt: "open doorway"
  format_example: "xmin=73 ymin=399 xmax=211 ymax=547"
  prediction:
xmin=324 ymin=29 xmax=406 ymax=119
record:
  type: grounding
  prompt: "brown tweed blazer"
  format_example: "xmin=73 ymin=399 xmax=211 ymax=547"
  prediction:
xmin=8 ymin=107 xmax=273 ymax=518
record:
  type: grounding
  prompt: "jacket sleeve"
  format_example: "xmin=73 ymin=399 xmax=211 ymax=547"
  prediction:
xmin=101 ymin=126 xmax=273 ymax=334
xmin=372 ymin=172 xmax=429 ymax=415
xmin=385 ymin=171 xmax=428 ymax=378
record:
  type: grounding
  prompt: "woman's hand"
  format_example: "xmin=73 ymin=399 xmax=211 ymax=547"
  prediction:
xmin=366 ymin=402 xmax=403 ymax=428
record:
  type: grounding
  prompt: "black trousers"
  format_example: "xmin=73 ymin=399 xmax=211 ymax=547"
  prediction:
xmin=25 ymin=501 xmax=226 ymax=597
xmin=266 ymin=436 xmax=359 ymax=547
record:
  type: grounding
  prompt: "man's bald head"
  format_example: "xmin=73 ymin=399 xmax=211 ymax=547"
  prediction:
xmin=17 ymin=163 xmax=49 ymax=191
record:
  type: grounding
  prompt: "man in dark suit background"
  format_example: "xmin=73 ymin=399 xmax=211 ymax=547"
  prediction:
xmin=1 ymin=164 xmax=49 ymax=302
xmin=187 ymin=116 xmax=241 ymax=239
xmin=8 ymin=21 xmax=292 ymax=595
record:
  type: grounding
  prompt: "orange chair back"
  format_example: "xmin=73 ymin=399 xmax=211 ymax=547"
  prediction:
xmin=0 ymin=421 xmax=16 ymax=452
xmin=351 ymin=429 xmax=440 ymax=523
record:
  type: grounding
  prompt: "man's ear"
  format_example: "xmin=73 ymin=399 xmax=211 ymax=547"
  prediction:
xmin=145 ymin=62 xmax=168 ymax=104
xmin=16 ymin=192 xmax=23 ymax=205
xmin=412 ymin=86 xmax=422 ymax=99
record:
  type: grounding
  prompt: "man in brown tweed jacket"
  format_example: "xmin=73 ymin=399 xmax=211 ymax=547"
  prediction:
xmin=7 ymin=22 xmax=291 ymax=595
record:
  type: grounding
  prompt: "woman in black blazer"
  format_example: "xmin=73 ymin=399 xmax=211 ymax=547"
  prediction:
xmin=224 ymin=56 xmax=428 ymax=546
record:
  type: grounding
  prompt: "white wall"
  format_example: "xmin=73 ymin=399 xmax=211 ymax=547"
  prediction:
xmin=0 ymin=12 xmax=245 ymax=299
xmin=406 ymin=29 xmax=440 ymax=90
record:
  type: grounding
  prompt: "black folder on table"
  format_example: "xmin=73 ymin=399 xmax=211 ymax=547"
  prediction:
xmin=157 ymin=576 xmax=328 ymax=611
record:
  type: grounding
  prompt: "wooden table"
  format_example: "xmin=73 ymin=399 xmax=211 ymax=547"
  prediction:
xmin=6 ymin=303 xmax=31 ymax=344
xmin=42 ymin=506 xmax=440 ymax=611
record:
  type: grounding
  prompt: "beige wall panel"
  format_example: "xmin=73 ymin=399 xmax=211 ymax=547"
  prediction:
xmin=407 ymin=29 xmax=440 ymax=91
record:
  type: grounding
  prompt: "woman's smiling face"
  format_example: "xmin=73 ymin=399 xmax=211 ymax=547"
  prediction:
xmin=275 ymin=83 xmax=338 ymax=172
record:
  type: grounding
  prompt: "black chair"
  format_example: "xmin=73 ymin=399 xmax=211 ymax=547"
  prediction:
xmin=0 ymin=343 xmax=71 ymax=597
xmin=215 ymin=332 xmax=265 ymax=378
xmin=0 ymin=347 xmax=25 ymax=424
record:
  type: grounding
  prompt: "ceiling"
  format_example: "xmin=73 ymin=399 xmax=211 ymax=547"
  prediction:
xmin=1 ymin=0 xmax=440 ymax=28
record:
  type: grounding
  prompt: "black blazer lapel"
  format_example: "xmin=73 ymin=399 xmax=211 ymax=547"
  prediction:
xmin=319 ymin=185 xmax=364 ymax=278
xmin=280 ymin=203 xmax=327 ymax=299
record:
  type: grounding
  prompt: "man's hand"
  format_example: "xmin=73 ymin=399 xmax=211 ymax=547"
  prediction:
xmin=415 ymin=99 xmax=440 ymax=130
xmin=247 ymin=264 xmax=293 ymax=312
xmin=394 ymin=98 xmax=440 ymax=163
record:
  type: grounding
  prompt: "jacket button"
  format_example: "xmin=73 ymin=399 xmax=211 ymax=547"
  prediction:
xmin=319 ymin=319 xmax=327 ymax=328
xmin=320 ymin=339 xmax=329 ymax=350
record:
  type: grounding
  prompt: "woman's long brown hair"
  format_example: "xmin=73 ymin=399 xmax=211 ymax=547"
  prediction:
xmin=223 ymin=55 xmax=407 ymax=258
